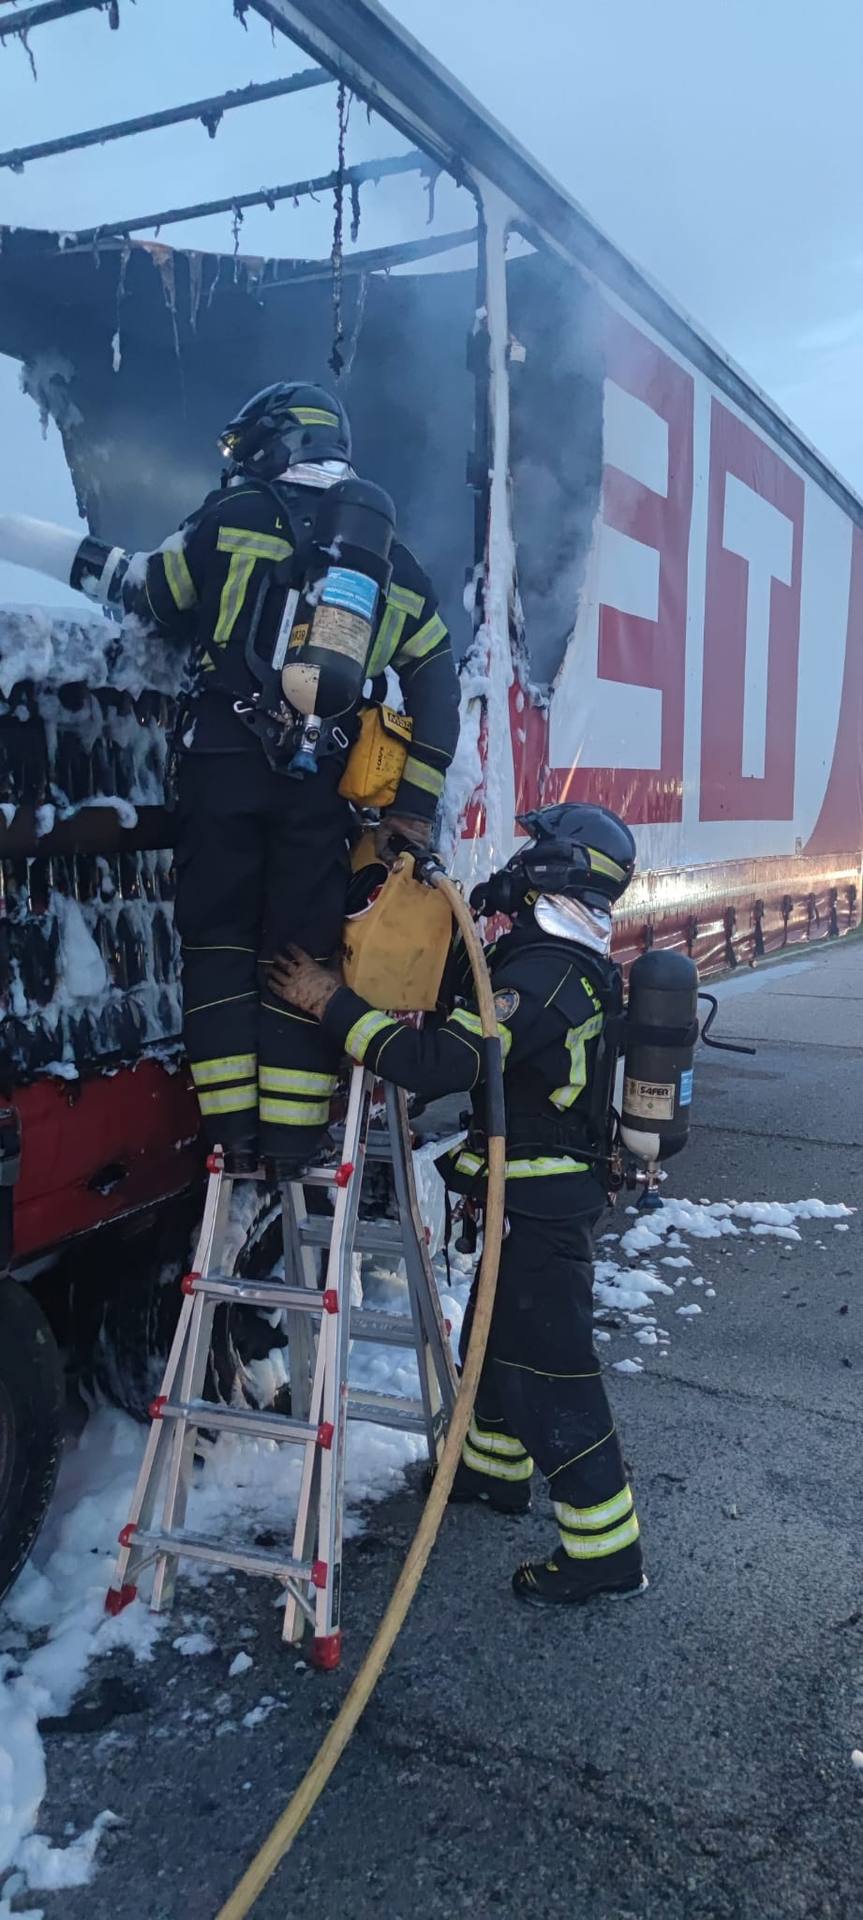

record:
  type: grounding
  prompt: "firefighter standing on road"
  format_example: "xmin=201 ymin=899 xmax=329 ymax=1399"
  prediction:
xmin=128 ymin=383 xmax=459 ymax=1175
xmin=269 ymin=803 xmax=647 ymax=1607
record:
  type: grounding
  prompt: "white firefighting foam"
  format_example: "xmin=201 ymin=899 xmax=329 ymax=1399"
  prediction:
xmin=0 ymin=1172 xmax=854 ymax=1898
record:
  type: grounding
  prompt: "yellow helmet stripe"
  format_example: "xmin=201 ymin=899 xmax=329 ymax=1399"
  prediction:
xmin=588 ymin=847 xmax=627 ymax=882
xmin=290 ymin=407 xmax=340 ymax=427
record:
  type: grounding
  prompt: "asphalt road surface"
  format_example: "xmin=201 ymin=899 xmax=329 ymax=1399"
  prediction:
xmin=24 ymin=937 xmax=863 ymax=1920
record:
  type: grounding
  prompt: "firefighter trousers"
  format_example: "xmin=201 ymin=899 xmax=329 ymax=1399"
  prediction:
xmin=174 ymin=748 xmax=351 ymax=1162
xmin=460 ymin=1209 xmax=641 ymax=1563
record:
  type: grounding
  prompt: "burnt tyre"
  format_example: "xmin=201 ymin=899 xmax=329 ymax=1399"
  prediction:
xmin=0 ymin=1276 xmax=64 ymax=1603
xmin=72 ymin=1188 xmax=297 ymax=1420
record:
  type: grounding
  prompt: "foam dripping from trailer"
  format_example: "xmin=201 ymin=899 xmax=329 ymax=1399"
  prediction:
xmin=441 ymin=182 xmax=518 ymax=890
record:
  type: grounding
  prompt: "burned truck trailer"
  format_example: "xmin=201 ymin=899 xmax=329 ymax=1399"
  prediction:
xmin=0 ymin=0 xmax=861 ymax=1588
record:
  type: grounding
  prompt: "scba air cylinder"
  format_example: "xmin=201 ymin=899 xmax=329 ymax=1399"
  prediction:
xmin=278 ymin=477 xmax=396 ymax=773
xmin=621 ymin=949 xmax=699 ymax=1166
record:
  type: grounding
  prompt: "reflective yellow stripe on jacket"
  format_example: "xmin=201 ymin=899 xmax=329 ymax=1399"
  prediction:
xmin=345 ymin=1009 xmax=396 ymax=1062
xmin=402 ymin=756 xmax=445 ymax=799
xmin=551 ymin=976 xmax=604 ymax=1111
xmin=453 ymin=1149 xmax=588 ymax=1180
xmin=366 ymin=583 xmax=425 ymax=676
xmin=213 ymin=526 xmax=293 ymax=649
xmin=162 ymin=544 xmax=197 ymax=612
xmin=450 ymin=1007 xmax=512 ymax=1059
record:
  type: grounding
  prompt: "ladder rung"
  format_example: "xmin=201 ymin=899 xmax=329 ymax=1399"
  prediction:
xmin=132 ymin=1527 xmax=311 ymax=1581
xmin=212 ymin=1163 xmax=351 ymax=1189
xmin=299 ymin=1215 xmax=405 ymax=1254
xmin=347 ymin=1387 xmax=426 ymax=1432
xmin=349 ymin=1307 xmax=417 ymax=1346
xmin=158 ymin=1400 xmax=323 ymax=1445
xmin=187 ymin=1275 xmax=324 ymax=1313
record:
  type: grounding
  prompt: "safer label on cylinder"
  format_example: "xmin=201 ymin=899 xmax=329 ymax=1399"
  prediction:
xmin=624 ymin=1075 xmax=676 ymax=1120
xmin=321 ymin=567 xmax=378 ymax=620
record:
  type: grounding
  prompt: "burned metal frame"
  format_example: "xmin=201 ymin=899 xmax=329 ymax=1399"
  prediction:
xmin=0 ymin=0 xmax=491 ymax=627
xmin=257 ymin=226 xmax=478 ymax=289
xmin=246 ymin=0 xmax=863 ymax=531
xmin=0 ymin=70 xmax=334 ymax=173
xmin=0 ymin=0 xmax=113 ymax=40
xmin=66 ymin=149 xmax=431 ymax=247
xmin=2 ymin=0 xmax=860 ymax=523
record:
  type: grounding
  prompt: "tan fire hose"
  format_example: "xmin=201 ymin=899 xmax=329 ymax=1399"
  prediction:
xmin=216 ymin=871 xmax=506 ymax=1920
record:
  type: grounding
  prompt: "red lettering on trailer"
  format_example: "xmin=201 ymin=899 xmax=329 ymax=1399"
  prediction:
xmin=806 ymin=523 xmax=863 ymax=854
xmin=700 ymin=401 xmax=804 ymax=821
xmin=544 ymin=310 xmax=694 ymax=823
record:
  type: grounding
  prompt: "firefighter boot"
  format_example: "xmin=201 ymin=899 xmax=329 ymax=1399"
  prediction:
xmin=512 ymin=1541 xmax=646 ymax=1605
xmin=223 ymin=1142 xmax=260 ymax=1177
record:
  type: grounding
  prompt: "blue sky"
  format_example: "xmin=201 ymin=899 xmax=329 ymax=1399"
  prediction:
xmin=1 ymin=0 xmax=862 ymax=602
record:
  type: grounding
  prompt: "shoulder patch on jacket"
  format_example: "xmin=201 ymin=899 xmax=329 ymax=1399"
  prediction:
xmin=493 ymin=988 xmax=520 ymax=1022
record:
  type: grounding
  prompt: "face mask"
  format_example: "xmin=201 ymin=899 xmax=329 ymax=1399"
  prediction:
xmin=533 ymin=893 xmax=613 ymax=957
xmin=280 ymin=460 xmax=353 ymax=489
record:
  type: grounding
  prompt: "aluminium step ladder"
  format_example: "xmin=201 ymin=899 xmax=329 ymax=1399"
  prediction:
xmin=105 ymin=1064 xmax=457 ymax=1669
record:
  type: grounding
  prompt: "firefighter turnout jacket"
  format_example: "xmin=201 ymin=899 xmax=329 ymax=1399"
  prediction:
xmin=136 ymin=478 xmax=459 ymax=822
xmin=321 ymin=917 xmax=621 ymax=1215
xmin=131 ymin=473 xmax=459 ymax=1163
xmin=322 ymin=913 xmax=641 ymax=1576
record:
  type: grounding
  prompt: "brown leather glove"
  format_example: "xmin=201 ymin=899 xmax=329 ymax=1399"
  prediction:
xmin=374 ymin=811 xmax=434 ymax=868
xmin=266 ymin=945 xmax=343 ymax=1020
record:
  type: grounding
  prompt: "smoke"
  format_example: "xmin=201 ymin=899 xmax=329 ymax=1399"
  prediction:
xmin=507 ymin=251 xmax=604 ymax=689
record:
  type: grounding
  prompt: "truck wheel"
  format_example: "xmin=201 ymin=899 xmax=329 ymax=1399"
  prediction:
xmin=75 ymin=1190 xmax=291 ymax=1421
xmin=0 ymin=1277 xmax=64 ymax=1603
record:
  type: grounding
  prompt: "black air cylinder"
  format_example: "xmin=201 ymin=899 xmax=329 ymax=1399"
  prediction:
xmin=621 ymin=949 xmax=698 ymax=1164
xmin=279 ymin=478 xmax=396 ymax=755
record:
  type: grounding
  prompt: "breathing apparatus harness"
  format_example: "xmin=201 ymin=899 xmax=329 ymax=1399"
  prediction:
xmin=183 ymin=472 xmax=397 ymax=781
xmin=463 ymin=832 xmax=753 ymax=1206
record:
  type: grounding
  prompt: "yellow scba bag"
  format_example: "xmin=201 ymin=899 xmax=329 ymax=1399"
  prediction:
xmin=338 ymin=704 xmax=412 ymax=809
xmin=342 ymin=837 xmax=452 ymax=1011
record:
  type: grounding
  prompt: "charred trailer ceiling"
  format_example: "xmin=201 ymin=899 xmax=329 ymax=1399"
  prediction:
xmin=0 ymin=225 xmax=478 ymax=661
xmin=0 ymin=0 xmax=861 ymax=976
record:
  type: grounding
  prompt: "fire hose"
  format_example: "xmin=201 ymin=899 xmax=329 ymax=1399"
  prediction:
xmin=216 ymin=869 xmax=506 ymax=1920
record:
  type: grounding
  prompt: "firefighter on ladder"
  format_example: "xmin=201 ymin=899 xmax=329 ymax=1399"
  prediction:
xmin=127 ymin=383 xmax=459 ymax=1177
xmin=268 ymin=803 xmax=648 ymax=1608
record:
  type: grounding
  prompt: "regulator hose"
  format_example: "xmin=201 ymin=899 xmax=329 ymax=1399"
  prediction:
xmin=216 ymin=870 xmax=506 ymax=1920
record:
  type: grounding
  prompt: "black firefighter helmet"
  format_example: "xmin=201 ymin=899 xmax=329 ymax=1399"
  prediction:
xmin=470 ymin=802 xmax=636 ymax=918
xmin=218 ymin=382 xmax=352 ymax=482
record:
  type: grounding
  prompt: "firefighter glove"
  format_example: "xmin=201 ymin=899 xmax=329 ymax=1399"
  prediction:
xmin=374 ymin=811 xmax=434 ymax=867
xmin=267 ymin=945 xmax=343 ymax=1020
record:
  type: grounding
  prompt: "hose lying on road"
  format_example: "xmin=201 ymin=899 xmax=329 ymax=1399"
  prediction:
xmin=216 ymin=869 xmax=506 ymax=1920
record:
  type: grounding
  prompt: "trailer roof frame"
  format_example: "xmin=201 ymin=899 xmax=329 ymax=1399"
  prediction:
xmin=0 ymin=69 xmax=334 ymax=172
xmin=246 ymin=0 xmax=863 ymax=529
xmin=66 ymin=148 xmax=430 ymax=248
xmin=0 ymin=0 xmax=113 ymax=42
xmin=1 ymin=0 xmax=861 ymax=525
